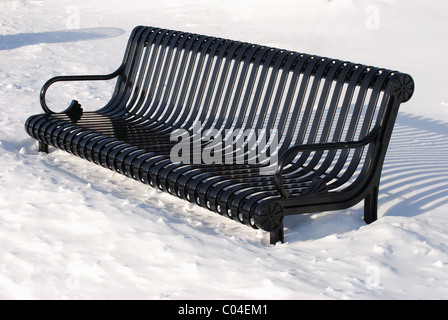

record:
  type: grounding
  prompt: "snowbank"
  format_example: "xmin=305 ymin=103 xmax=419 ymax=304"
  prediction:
xmin=1 ymin=0 xmax=447 ymax=299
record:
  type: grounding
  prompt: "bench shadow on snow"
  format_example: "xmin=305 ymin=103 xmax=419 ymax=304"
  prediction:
xmin=0 ymin=27 xmax=124 ymax=50
xmin=286 ymin=112 xmax=448 ymax=242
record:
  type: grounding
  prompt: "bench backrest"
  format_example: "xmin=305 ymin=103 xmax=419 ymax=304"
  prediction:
xmin=103 ymin=26 xmax=412 ymax=190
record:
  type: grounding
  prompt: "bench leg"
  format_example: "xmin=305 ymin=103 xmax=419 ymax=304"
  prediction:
xmin=364 ymin=186 xmax=379 ymax=224
xmin=39 ymin=141 xmax=49 ymax=153
xmin=270 ymin=222 xmax=284 ymax=245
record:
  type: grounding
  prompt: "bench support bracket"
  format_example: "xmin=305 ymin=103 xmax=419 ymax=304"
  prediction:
xmin=39 ymin=142 xmax=49 ymax=153
xmin=364 ymin=186 xmax=379 ymax=224
xmin=270 ymin=223 xmax=285 ymax=245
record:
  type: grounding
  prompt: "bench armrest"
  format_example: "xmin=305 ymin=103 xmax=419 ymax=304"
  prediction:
xmin=40 ymin=65 xmax=123 ymax=114
xmin=273 ymin=126 xmax=381 ymax=198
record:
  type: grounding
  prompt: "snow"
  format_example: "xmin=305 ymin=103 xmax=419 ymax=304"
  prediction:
xmin=1 ymin=0 xmax=448 ymax=299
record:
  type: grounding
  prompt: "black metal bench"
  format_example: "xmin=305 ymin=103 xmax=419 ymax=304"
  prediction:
xmin=25 ymin=26 xmax=415 ymax=244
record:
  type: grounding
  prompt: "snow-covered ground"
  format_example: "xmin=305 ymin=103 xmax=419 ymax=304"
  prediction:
xmin=1 ymin=0 xmax=448 ymax=299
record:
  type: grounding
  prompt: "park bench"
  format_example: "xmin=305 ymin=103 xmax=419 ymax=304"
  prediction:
xmin=25 ymin=26 xmax=415 ymax=244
